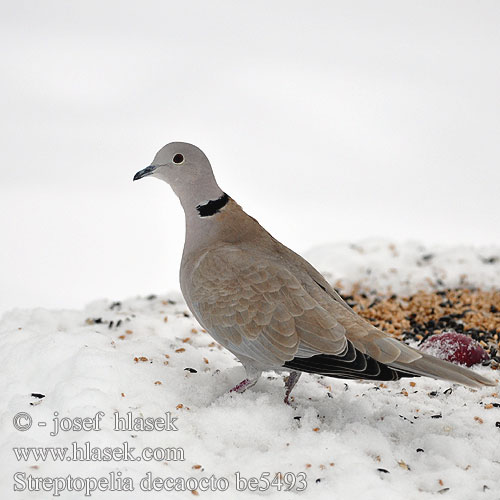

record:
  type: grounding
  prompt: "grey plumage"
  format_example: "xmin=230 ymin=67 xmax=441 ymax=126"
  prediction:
xmin=134 ymin=142 xmax=495 ymax=399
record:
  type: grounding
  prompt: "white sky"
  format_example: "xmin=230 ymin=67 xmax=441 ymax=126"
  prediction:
xmin=1 ymin=0 xmax=499 ymax=313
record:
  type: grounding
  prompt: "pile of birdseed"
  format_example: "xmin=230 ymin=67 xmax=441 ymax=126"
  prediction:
xmin=339 ymin=287 xmax=500 ymax=370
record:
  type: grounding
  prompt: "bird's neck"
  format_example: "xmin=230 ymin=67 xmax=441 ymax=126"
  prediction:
xmin=178 ymin=185 xmax=227 ymax=250
xmin=182 ymin=194 xmax=271 ymax=254
xmin=172 ymin=178 xmax=225 ymax=217
xmin=182 ymin=194 xmax=257 ymax=259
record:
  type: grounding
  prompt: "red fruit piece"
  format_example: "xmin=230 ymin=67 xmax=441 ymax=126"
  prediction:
xmin=420 ymin=332 xmax=490 ymax=367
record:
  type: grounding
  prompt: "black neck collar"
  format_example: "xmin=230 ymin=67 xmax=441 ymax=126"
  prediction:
xmin=196 ymin=193 xmax=229 ymax=217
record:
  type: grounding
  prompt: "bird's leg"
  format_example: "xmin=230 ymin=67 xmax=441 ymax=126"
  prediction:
xmin=284 ymin=371 xmax=302 ymax=405
xmin=229 ymin=365 xmax=262 ymax=394
xmin=229 ymin=377 xmax=259 ymax=394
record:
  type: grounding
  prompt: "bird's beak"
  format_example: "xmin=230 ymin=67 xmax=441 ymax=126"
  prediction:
xmin=133 ymin=165 xmax=157 ymax=181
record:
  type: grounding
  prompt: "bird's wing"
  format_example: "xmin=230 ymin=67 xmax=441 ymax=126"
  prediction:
xmin=189 ymin=244 xmax=347 ymax=366
xmin=300 ymin=279 xmax=422 ymax=363
xmin=274 ymin=244 xmax=423 ymax=364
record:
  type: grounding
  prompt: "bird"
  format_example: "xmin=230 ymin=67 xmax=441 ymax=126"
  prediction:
xmin=134 ymin=142 xmax=495 ymax=403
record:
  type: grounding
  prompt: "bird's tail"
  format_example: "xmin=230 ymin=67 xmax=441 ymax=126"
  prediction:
xmin=390 ymin=349 xmax=496 ymax=388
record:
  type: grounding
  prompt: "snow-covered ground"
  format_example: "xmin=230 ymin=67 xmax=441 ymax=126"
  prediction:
xmin=1 ymin=241 xmax=499 ymax=499
xmin=306 ymin=239 xmax=500 ymax=296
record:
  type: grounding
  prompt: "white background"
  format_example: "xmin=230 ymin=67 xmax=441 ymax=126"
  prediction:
xmin=1 ymin=0 xmax=499 ymax=313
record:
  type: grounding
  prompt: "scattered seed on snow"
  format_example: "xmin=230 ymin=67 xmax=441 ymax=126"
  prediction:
xmin=397 ymin=460 xmax=409 ymax=470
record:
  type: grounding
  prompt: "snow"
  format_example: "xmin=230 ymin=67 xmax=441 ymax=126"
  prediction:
xmin=305 ymin=239 xmax=500 ymax=296
xmin=1 ymin=242 xmax=499 ymax=499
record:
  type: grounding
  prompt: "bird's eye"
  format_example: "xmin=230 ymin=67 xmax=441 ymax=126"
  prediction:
xmin=172 ymin=153 xmax=184 ymax=164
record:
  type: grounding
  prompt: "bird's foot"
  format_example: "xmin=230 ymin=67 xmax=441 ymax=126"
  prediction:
xmin=284 ymin=371 xmax=302 ymax=405
xmin=229 ymin=377 xmax=258 ymax=394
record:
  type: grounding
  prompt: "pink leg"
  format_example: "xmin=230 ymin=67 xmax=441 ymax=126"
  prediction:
xmin=229 ymin=378 xmax=258 ymax=394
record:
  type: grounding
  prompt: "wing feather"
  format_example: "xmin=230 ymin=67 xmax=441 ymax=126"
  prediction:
xmin=189 ymin=245 xmax=347 ymax=366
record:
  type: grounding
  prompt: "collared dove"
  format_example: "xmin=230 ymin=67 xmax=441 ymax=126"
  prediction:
xmin=134 ymin=142 xmax=495 ymax=403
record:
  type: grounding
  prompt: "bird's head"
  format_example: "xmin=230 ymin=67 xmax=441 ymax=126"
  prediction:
xmin=134 ymin=141 xmax=212 ymax=184
xmin=134 ymin=142 xmax=224 ymax=211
